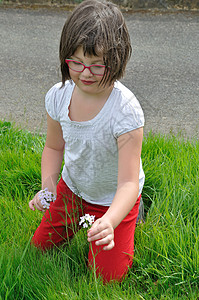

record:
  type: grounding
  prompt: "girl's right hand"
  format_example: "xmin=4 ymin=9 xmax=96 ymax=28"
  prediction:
xmin=29 ymin=191 xmax=45 ymax=212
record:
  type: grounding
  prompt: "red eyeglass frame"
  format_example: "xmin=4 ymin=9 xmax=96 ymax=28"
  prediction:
xmin=65 ymin=59 xmax=109 ymax=76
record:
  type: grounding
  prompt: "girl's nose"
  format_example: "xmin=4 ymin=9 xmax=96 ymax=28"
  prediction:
xmin=82 ymin=67 xmax=93 ymax=76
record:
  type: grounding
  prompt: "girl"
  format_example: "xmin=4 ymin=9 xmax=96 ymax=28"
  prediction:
xmin=29 ymin=0 xmax=145 ymax=282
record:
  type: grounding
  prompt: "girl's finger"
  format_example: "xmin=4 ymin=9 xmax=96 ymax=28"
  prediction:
xmin=95 ymin=233 xmax=114 ymax=246
xmin=88 ymin=231 xmax=104 ymax=242
xmin=88 ymin=227 xmax=112 ymax=242
xmin=29 ymin=200 xmax=35 ymax=211
xmin=103 ymin=240 xmax=115 ymax=251
xmin=88 ymin=220 xmax=111 ymax=236
xmin=34 ymin=199 xmax=45 ymax=212
xmin=88 ymin=219 xmax=101 ymax=232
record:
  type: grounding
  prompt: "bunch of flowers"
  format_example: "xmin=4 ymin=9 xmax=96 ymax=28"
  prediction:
xmin=79 ymin=214 xmax=95 ymax=228
xmin=38 ymin=188 xmax=56 ymax=209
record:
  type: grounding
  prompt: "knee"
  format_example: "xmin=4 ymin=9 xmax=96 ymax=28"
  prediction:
xmin=88 ymin=245 xmax=133 ymax=283
xmin=88 ymin=258 xmax=131 ymax=283
xmin=31 ymin=230 xmax=54 ymax=250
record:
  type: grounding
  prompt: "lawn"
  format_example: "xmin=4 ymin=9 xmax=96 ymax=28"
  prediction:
xmin=0 ymin=120 xmax=198 ymax=299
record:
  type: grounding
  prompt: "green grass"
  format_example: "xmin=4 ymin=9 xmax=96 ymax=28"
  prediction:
xmin=0 ymin=120 xmax=198 ymax=299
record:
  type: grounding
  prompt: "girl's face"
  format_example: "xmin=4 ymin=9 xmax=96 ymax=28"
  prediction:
xmin=68 ymin=47 xmax=112 ymax=96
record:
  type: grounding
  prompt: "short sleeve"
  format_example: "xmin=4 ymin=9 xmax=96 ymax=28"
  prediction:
xmin=45 ymin=83 xmax=62 ymax=121
xmin=112 ymin=95 xmax=144 ymax=139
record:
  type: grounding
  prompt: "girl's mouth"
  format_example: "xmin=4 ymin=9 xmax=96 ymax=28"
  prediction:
xmin=80 ymin=80 xmax=96 ymax=85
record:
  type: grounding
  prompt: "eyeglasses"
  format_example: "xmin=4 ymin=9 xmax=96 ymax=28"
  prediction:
xmin=65 ymin=59 xmax=108 ymax=76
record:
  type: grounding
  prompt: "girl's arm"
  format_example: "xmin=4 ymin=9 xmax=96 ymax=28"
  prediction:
xmin=87 ymin=127 xmax=143 ymax=250
xmin=29 ymin=113 xmax=65 ymax=211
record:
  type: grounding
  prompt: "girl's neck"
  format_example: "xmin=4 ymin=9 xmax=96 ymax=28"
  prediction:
xmin=74 ymin=83 xmax=114 ymax=103
xmin=68 ymin=84 xmax=114 ymax=122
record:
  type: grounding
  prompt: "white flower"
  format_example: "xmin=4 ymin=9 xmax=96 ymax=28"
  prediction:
xmin=79 ymin=216 xmax=85 ymax=226
xmin=38 ymin=188 xmax=56 ymax=209
xmin=79 ymin=214 xmax=95 ymax=228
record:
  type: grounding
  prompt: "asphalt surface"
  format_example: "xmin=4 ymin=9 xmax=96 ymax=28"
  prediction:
xmin=0 ymin=7 xmax=199 ymax=138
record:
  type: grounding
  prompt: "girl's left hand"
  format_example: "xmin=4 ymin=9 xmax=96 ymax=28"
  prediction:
xmin=87 ymin=218 xmax=115 ymax=251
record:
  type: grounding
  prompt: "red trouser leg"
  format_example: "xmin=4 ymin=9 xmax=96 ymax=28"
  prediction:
xmin=32 ymin=177 xmax=140 ymax=282
xmin=86 ymin=196 xmax=141 ymax=282
xmin=31 ymin=177 xmax=83 ymax=249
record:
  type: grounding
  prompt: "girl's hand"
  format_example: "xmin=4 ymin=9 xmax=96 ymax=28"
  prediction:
xmin=29 ymin=192 xmax=45 ymax=212
xmin=87 ymin=218 xmax=115 ymax=251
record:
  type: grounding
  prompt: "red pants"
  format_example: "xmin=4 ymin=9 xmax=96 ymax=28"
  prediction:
xmin=32 ymin=177 xmax=140 ymax=282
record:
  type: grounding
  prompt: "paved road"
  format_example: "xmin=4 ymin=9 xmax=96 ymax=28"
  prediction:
xmin=0 ymin=7 xmax=199 ymax=138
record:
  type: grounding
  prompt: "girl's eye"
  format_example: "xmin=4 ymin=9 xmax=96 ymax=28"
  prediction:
xmin=73 ymin=61 xmax=81 ymax=65
xmin=93 ymin=65 xmax=104 ymax=69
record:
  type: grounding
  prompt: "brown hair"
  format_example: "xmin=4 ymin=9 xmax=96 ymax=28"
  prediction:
xmin=59 ymin=0 xmax=132 ymax=86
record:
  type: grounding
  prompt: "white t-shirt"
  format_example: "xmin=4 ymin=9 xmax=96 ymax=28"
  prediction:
xmin=45 ymin=80 xmax=145 ymax=206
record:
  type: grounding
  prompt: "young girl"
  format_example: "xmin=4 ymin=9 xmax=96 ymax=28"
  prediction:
xmin=29 ymin=0 xmax=145 ymax=282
